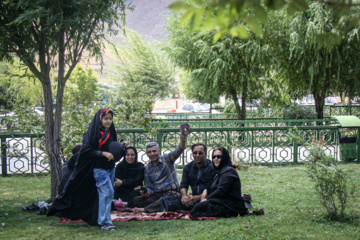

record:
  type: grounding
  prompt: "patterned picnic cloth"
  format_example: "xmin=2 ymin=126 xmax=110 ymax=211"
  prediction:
xmin=58 ymin=210 xmax=217 ymax=223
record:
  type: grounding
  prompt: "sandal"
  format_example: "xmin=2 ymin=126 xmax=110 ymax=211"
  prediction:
xmin=251 ymin=208 xmax=265 ymax=215
xmin=22 ymin=203 xmax=40 ymax=212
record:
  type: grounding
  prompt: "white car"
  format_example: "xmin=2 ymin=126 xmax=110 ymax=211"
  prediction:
xmin=176 ymin=103 xmax=219 ymax=113
xmin=34 ymin=107 xmax=44 ymax=115
xmin=324 ymin=97 xmax=339 ymax=105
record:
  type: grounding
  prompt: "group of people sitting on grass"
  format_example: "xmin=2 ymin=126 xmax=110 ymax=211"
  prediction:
xmin=47 ymin=109 xmax=258 ymax=231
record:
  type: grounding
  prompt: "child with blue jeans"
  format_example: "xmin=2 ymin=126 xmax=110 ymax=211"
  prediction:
xmin=93 ymin=109 xmax=129 ymax=231
xmin=47 ymin=109 xmax=128 ymax=231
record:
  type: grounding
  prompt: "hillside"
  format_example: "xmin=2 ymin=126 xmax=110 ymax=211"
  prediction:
xmin=83 ymin=0 xmax=175 ymax=83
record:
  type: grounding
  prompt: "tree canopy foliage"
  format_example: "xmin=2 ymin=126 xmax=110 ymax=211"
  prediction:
xmin=168 ymin=0 xmax=360 ymax=43
xmin=0 ymin=0 xmax=130 ymax=199
xmin=110 ymin=29 xmax=177 ymax=101
xmin=265 ymin=2 xmax=360 ymax=118
xmin=0 ymin=59 xmax=44 ymax=109
xmin=63 ymin=65 xmax=99 ymax=108
xmin=166 ymin=13 xmax=270 ymax=120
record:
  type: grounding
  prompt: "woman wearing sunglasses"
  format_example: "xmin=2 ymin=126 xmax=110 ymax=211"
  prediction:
xmin=188 ymin=146 xmax=249 ymax=218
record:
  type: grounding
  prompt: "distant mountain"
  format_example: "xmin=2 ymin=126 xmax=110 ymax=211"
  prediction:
xmin=84 ymin=0 xmax=175 ymax=83
xmin=125 ymin=0 xmax=175 ymax=42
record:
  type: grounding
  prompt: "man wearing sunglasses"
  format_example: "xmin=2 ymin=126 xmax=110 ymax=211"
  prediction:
xmin=179 ymin=143 xmax=215 ymax=210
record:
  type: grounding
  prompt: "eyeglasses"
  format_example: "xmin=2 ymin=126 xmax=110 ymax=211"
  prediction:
xmin=192 ymin=151 xmax=204 ymax=155
xmin=212 ymin=155 xmax=223 ymax=159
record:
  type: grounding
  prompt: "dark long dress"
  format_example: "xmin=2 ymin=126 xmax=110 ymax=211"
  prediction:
xmin=114 ymin=147 xmax=144 ymax=207
xmin=47 ymin=109 xmax=121 ymax=226
xmin=189 ymin=147 xmax=249 ymax=218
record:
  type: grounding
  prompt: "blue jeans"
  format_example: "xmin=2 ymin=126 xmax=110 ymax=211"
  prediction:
xmin=93 ymin=168 xmax=114 ymax=225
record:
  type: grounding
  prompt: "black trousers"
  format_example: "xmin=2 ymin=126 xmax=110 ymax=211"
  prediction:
xmin=133 ymin=191 xmax=179 ymax=213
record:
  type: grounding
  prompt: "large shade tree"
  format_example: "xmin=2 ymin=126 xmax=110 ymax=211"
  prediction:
xmin=168 ymin=0 xmax=360 ymax=42
xmin=0 ymin=0 xmax=130 ymax=199
xmin=166 ymin=13 xmax=270 ymax=120
xmin=265 ymin=2 xmax=360 ymax=119
xmin=110 ymin=29 xmax=176 ymax=101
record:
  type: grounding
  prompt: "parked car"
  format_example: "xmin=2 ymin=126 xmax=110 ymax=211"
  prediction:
xmin=34 ymin=107 xmax=44 ymax=115
xmin=325 ymin=97 xmax=340 ymax=105
xmin=176 ymin=103 xmax=220 ymax=113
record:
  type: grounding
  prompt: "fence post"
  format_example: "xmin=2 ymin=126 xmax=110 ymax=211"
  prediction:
xmin=251 ymin=130 xmax=254 ymax=163
xmin=272 ymin=129 xmax=276 ymax=163
xmin=157 ymin=130 xmax=162 ymax=153
xmin=1 ymin=135 xmax=7 ymax=176
xmin=293 ymin=139 xmax=298 ymax=164
xmin=358 ymin=127 xmax=360 ymax=163
xmin=30 ymin=135 xmax=34 ymax=174
xmin=329 ymin=106 xmax=332 ymax=117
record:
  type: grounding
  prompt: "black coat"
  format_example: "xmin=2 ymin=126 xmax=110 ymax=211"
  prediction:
xmin=190 ymin=147 xmax=248 ymax=218
xmin=47 ymin=109 xmax=121 ymax=226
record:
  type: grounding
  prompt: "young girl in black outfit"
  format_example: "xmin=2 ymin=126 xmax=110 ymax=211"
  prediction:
xmin=48 ymin=109 xmax=128 ymax=231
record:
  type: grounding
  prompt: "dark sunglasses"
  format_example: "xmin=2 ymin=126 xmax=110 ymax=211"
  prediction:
xmin=212 ymin=155 xmax=223 ymax=159
xmin=192 ymin=151 xmax=204 ymax=155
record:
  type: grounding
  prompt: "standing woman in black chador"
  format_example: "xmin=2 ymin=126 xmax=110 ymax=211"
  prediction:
xmin=114 ymin=146 xmax=144 ymax=207
xmin=47 ymin=109 xmax=129 ymax=231
xmin=189 ymin=146 xmax=249 ymax=218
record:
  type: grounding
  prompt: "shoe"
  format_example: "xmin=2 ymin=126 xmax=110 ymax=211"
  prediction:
xmin=251 ymin=209 xmax=264 ymax=215
xmin=22 ymin=203 xmax=40 ymax=212
xmin=242 ymin=194 xmax=252 ymax=201
xmin=99 ymin=225 xmax=115 ymax=231
xmin=105 ymin=223 xmax=115 ymax=229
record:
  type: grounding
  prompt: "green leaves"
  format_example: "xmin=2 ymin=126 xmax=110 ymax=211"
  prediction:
xmin=168 ymin=1 xmax=193 ymax=12
xmin=306 ymin=142 xmax=355 ymax=220
xmin=168 ymin=0 xmax=310 ymax=41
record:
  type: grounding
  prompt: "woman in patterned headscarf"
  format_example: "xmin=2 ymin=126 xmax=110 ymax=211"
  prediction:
xmin=48 ymin=109 xmax=128 ymax=231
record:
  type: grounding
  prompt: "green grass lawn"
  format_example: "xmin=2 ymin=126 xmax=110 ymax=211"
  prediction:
xmin=1 ymin=164 xmax=360 ymax=239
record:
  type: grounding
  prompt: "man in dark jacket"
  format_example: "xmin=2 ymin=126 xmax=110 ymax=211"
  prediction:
xmin=179 ymin=143 xmax=215 ymax=210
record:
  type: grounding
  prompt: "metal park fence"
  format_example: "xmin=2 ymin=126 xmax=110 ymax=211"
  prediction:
xmin=1 ymin=118 xmax=359 ymax=176
xmin=150 ymin=105 xmax=360 ymax=120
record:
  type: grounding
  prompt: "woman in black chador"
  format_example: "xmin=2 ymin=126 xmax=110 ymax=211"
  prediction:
xmin=189 ymin=147 xmax=249 ymax=218
xmin=114 ymin=146 xmax=144 ymax=207
xmin=47 ymin=109 xmax=128 ymax=231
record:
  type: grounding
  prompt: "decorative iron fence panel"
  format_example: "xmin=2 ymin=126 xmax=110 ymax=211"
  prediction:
xmin=0 ymin=124 xmax=358 ymax=176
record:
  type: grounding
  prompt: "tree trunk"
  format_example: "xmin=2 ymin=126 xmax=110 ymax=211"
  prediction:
xmin=230 ymin=88 xmax=242 ymax=120
xmin=241 ymin=78 xmax=248 ymax=120
xmin=313 ymin=91 xmax=325 ymax=119
xmin=42 ymin=79 xmax=62 ymax=201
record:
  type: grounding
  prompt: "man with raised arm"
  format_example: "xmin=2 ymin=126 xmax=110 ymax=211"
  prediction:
xmin=133 ymin=126 xmax=188 ymax=213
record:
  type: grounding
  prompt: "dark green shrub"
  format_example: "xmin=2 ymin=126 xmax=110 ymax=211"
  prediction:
xmin=283 ymin=104 xmax=317 ymax=119
xmin=306 ymin=141 xmax=355 ymax=220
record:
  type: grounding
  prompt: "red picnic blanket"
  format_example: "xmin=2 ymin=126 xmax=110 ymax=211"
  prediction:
xmin=59 ymin=210 xmax=217 ymax=223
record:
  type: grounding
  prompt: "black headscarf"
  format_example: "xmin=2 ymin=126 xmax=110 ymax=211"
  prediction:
xmin=81 ymin=109 xmax=117 ymax=152
xmin=118 ymin=147 xmax=144 ymax=174
xmin=211 ymin=147 xmax=232 ymax=171
xmin=76 ymin=109 xmax=117 ymax=166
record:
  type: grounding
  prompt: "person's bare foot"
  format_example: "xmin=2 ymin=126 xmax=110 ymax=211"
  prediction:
xmin=133 ymin=208 xmax=145 ymax=214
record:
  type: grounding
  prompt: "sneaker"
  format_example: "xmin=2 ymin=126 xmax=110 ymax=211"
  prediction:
xmin=99 ymin=225 xmax=115 ymax=231
xmin=105 ymin=223 xmax=115 ymax=229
